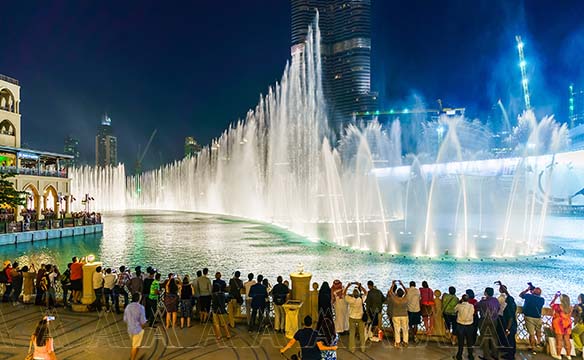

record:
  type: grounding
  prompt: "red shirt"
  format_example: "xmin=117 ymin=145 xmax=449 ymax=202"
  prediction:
xmin=420 ymin=287 xmax=434 ymax=305
xmin=70 ymin=262 xmax=83 ymax=280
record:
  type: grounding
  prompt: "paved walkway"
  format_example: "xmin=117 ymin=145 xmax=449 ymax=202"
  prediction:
xmin=0 ymin=303 xmax=551 ymax=359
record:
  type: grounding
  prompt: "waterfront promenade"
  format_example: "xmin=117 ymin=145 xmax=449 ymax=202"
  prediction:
xmin=0 ymin=303 xmax=550 ymax=360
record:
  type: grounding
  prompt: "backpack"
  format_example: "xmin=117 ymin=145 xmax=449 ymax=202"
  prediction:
xmin=0 ymin=268 xmax=7 ymax=284
xmin=60 ymin=270 xmax=71 ymax=285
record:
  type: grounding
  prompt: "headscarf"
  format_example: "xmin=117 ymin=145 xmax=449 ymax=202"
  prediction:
xmin=331 ymin=279 xmax=343 ymax=303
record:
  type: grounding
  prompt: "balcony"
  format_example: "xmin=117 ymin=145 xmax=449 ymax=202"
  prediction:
xmin=0 ymin=74 xmax=19 ymax=86
xmin=0 ymin=165 xmax=68 ymax=178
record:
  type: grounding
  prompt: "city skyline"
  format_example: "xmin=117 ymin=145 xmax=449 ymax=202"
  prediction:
xmin=1 ymin=1 xmax=583 ymax=169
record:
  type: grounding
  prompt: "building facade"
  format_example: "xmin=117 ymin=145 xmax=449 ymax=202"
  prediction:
xmin=0 ymin=74 xmax=73 ymax=219
xmin=95 ymin=115 xmax=117 ymax=167
xmin=570 ymin=84 xmax=584 ymax=129
xmin=184 ymin=136 xmax=202 ymax=158
xmin=64 ymin=135 xmax=80 ymax=167
xmin=291 ymin=0 xmax=377 ymax=129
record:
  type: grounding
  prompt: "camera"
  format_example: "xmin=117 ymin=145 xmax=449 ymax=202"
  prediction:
xmin=494 ymin=280 xmax=502 ymax=286
xmin=556 ymin=291 xmax=561 ymax=296
xmin=46 ymin=316 xmax=55 ymax=321
xmin=527 ymin=282 xmax=535 ymax=291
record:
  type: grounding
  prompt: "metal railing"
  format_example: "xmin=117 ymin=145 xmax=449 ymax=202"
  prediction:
xmin=0 ymin=166 xmax=68 ymax=178
xmin=0 ymin=216 xmax=101 ymax=234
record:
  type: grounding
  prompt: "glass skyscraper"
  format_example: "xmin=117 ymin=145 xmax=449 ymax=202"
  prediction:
xmin=291 ymin=0 xmax=377 ymax=129
xmin=64 ymin=135 xmax=80 ymax=167
xmin=95 ymin=114 xmax=117 ymax=167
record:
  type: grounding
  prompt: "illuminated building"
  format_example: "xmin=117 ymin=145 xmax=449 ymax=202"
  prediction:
xmin=64 ymin=135 xmax=80 ymax=167
xmin=95 ymin=114 xmax=117 ymax=167
xmin=291 ymin=0 xmax=377 ymax=129
xmin=0 ymin=73 xmax=73 ymax=218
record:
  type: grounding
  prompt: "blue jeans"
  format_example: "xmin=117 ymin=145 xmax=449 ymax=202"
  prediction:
xmin=113 ymin=285 xmax=128 ymax=313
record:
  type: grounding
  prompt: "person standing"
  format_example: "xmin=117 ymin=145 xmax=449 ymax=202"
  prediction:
xmin=317 ymin=315 xmax=339 ymax=360
xmin=45 ymin=265 xmax=59 ymax=309
xmin=365 ymin=280 xmax=385 ymax=339
xmin=318 ymin=282 xmax=333 ymax=322
xmin=420 ymin=281 xmax=435 ymax=335
xmin=142 ymin=270 xmax=155 ymax=325
xmin=519 ymin=285 xmax=545 ymax=354
xmin=2 ymin=261 xmax=12 ymax=302
xmin=69 ymin=257 xmax=84 ymax=304
xmin=10 ymin=262 xmax=23 ymax=304
xmin=227 ymin=271 xmax=244 ymax=328
xmin=22 ymin=265 xmax=36 ymax=304
xmin=271 ymin=275 xmax=289 ymax=333
xmin=550 ymin=293 xmax=573 ymax=360
xmin=389 ymin=280 xmax=409 ymax=348
xmin=114 ymin=266 xmax=131 ymax=314
xmin=211 ymin=282 xmax=231 ymax=339
xmin=442 ymin=286 xmax=459 ymax=344
xmin=195 ymin=268 xmax=212 ymax=323
xmin=180 ymin=275 xmax=194 ymax=329
xmin=344 ymin=282 xmax=368 ymax=353
xmin=92 ymin=266 xmax=104 ymax=311
xmin=29 ymin=318 xmax=57 ymax=360
xmin=281 ymin=315 xmax=321 ymax=360
xmin=572 ymin=294 xmax=584 ymax=354
xmin=454 ymin=294 xmax=475 ymax=360
xmin=148 ymin=273 xmax=161 ymax=327
xmin=59 ymin=263 xmax=72 ymax=307
xmin=500 ymin=286 xmax=517 ymax=360
xmin=249 ymin=275 xmax=268 ymax=332
xmin=164 ymin=273 xmax=180 ymax=329
xmin=406 ymin=281 xmax=422 ymax=343
xmin=331 ymin=280 xmax=349 ymax=334
xmin=123 ymin=293 xmax=147 ymax=360
xmin=243 ymin=273 xmax=256 ymax=326
xmin=103 ymin=268 xmax=117 ymax=312
xmin=477 ymin=287 xmax=500 ymax=360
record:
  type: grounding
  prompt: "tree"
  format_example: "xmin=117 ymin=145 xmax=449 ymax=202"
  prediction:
xmin=0 ymin=173 xmax=26 ymax=209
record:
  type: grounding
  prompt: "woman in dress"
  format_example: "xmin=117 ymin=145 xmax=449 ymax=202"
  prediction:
xmin=180 ymin=275 xmax=194 ymax=328
xmin=550 ymin=293 xmax=572 ymax=359
xmin=331 ymin=280 xmax=349 ymax=334
xmin=432 ymin=289 xmax=446 ymax=337
xmin=318 ymin=282 xmax=332 ymax=327
xmin=317 ymin=315 xmax=338 ymax=360
xmin=29 ymin=318 xmax=57 ymax=360
xmin=164 ymin=273 xmax=180 ymax=329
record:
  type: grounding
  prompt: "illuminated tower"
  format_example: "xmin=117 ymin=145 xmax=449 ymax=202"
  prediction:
xmin=515 ymin=35 xmax=531 ymax=111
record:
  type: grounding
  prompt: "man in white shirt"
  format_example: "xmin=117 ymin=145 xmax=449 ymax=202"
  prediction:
xmin=344 ymin=282 xmax=368 ymax=354
xmin=406 ymin=281 xmax=422 ymax=343
xmin=92 ymin=266 xmax=105 ymax=311
xmin=103 ymin=268 xmax=118 ymax=312
xmin=243 ymin=273 xmax=256 ymax=326
xmin=454 ymin=294 xmax=475 ymax=360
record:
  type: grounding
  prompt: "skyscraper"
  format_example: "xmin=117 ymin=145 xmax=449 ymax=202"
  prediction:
xmin=95 ymin=114 xmax=117 ymax=166
xmin=184 ymin=136 xmax=202 ymax=158
xmin=291 ymin=0 xmax=377 ymax=129
xmin=64 ymin=135 xmax=80 ymax=167
xmin=569 ymin=84 xmax=584 ymax=128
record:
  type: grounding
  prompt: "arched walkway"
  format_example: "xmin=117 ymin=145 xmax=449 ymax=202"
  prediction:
xmin=43 ymin=185 xmax=58 ymax=211
xmin=0 ymin=119 xmax=15 ymax=136
xmin=0 ymin=88 xmax=15 ymax=113
xmin=23 ymin=183 xmax=39 ymax=211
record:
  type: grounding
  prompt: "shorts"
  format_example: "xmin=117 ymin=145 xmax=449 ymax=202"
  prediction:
xmin=70 ymin=279 xmax=82 ymax=291
xmin=199 ymin=295 xmax=211 ymax=313
xmin=131 ymin=330 xmax=144 ymax=348
xmin=212 ymin=313 xmax=227 ymax=327
xmin=421 ymin=304 xmax=434 ymax=316
xmin=524 ymin=316 xmax=542 ymax=336
xmin=408 ymin=311 xmax=422 ymax=326
xmin=164 ymin=294 xmax=178 ymax=312
xmin=180 ymin=299 xmax=192 ymax=318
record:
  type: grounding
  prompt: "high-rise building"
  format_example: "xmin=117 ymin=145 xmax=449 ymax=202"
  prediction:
xmin=569 ymin=84 xmax=584 ymax=129
xmin=63 ymin=135 xmax=80 ymax=167
xmin=95 ymin=114 xmax=117 ymax=166
xmin=184 ymin=136 xmax=202 ymax=158
xmin=291 ymin=0 xmax=377 ymax=129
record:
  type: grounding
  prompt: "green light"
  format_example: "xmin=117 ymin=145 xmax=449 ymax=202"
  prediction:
xmin=375 ymin=110 xmax=380 ymax=115
xmin=365 ymin=111 xmax=370 ymax=115
xmin=570 ymin=106 xmax=574 ymax=111
xmin=404 ymin=108 xmax=409 ymax=113
xmin=389 ymin=109 xmax=394 ymax=114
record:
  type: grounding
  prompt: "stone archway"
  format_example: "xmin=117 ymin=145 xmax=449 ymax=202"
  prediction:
xmin=43 ymin=185 xmax=58 ymax=211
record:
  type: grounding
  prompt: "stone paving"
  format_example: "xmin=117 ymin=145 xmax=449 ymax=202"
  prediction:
xmin=0 ymin=303 xmax=554 ymax=359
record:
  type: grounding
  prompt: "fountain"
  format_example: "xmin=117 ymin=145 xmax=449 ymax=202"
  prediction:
xmin=70 ymin=19 xmax=579 ymax=259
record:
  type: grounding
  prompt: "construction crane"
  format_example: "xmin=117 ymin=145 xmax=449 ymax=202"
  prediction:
xmin=134 ymin=129 xmax=158 ymax=175
xmin=515 ymin=35 xmax=531 ymax=111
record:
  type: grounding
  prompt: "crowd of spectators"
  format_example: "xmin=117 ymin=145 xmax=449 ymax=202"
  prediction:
xmin=2 ymin=257 xmax=583 ymax=360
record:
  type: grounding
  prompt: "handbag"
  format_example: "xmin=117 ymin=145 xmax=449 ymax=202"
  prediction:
xmin=24 ymin=337 xmax=34 ymax=360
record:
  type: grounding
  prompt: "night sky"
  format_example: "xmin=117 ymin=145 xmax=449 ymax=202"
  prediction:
xmin=1 ymin=1 xmax=583 ymax=169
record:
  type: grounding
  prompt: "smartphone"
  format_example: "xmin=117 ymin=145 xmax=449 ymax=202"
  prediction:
xmin=556 ymin=291 xmax=561 ymax=296
xmin=47 ymin=316 xmax=55 ymax=321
